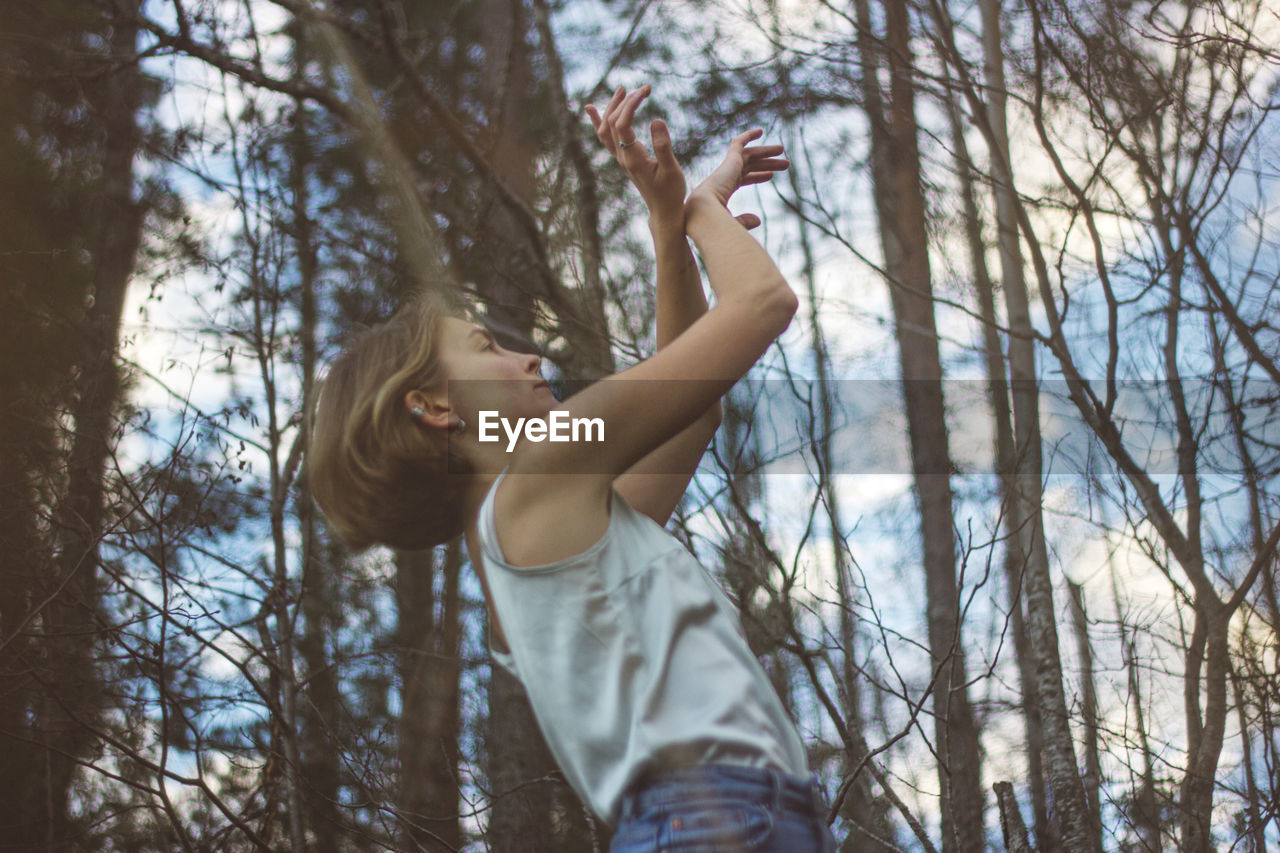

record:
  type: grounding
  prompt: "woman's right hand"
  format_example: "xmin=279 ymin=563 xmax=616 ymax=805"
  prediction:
xmin=688 ymin=129 xmax=789 ymax=231
xmin=585 ymin=84 xmax=687 ymax=225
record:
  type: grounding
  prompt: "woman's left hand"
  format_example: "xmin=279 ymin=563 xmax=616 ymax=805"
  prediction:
xmin=690 ymin=128 xmax=790 ymax=231
xmin=585 ymin=84 xmax=686 ymax=224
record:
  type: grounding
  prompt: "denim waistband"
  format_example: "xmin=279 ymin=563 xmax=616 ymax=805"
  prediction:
xmin=619 ymin=764 xmax=824 ymax=822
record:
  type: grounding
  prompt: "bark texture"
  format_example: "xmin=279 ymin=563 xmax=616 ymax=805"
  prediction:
xmin=32 ymin=3 xmax=146 ymax=846
xmin=940 ymin=53 xmax=1056 ymax=850
xmin=855 ymin=0 xmax=985 ymax=848
xmin=975 ymin=1 xmax=1093 ymax=848
xmin=397 ymin=543 xmax=465 ymax=851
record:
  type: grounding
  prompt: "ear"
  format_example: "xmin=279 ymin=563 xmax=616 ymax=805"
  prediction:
xmin=405 ymin=388 xmax=454 ymax=432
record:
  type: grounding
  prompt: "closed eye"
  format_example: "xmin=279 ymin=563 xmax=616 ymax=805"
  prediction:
xmin=470 ymin=328 xmax=498 ymax=351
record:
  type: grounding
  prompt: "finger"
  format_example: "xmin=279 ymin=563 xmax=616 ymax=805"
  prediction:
xmin=601 ymin=86 xmax=625 ymax=119
xmin=735 ymin=213 xmax=762 ymax=230
xmin=650 ymin=118 xmax=677 ymax=168
xmin=599 ymin=87 xmax=628 ymax=145
xmin=584 ymin=104 xmax=602 ymax=133
xmin=730 ymin=127 xmax=765 ymax=149
xmin=614 ymin=93 xmax=654 ymax=164
xmin=601 ymin=87 xmax=631 ymax=135
xmin=746 ymin=158 xmax=791 ymax=173
xmin=614 ymin=84 xmax=652 ymax=144
xmin=742 ymin=144 xmax=786 ymax=160
xmin=617 ymin=136 xmax=651 ymax=163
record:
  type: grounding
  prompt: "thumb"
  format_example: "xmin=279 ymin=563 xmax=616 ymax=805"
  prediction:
xmin=651 ymin=119 xmax=677 ymax=167
xmin=735 ymin=213 xmax=762 ymax=230
xmin=731 ymin=127 xmax=765 ymax=151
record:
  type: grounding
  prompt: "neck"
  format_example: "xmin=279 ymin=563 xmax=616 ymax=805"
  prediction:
xmin=458 ymin=469 xmax=501 ymax=531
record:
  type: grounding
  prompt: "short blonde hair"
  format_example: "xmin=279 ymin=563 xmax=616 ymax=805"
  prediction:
xmin=307 ymin=289 xmax=469 ymax=551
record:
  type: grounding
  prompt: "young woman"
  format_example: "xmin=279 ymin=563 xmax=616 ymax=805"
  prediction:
xmin=309 ymin=85 xmax=837 ymax=853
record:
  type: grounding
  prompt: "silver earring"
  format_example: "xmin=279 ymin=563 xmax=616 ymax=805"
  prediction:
xmin=454 ymin=418 xmax=467 ymax=433
xmin=411 ymin=406 xmax=425 ymax=417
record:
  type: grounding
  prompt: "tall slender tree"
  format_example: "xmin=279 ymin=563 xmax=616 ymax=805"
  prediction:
xmin=853 ymin=0 xmax=985 ymax=847
xmin=290 ymin=29 xmax=344 ymax=851
xmin=1 ymin=1 xmax=147 ymax=845
xmin=396 ymin=543 xmax=465 ymax=852
xmin=937 ymin=49 xmax=1056 ymax=850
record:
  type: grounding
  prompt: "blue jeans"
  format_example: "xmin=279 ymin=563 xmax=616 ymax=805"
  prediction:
xmin=609 ymin=765 xmax=838 ymax=853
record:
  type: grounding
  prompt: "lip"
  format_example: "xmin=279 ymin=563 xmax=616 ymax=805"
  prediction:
xmin=533 ymin=380 xmax=551 ymax=391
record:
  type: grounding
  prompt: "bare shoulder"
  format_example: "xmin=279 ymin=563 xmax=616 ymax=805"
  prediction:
xmin=491 ymin=471 xmax=613 ymax=568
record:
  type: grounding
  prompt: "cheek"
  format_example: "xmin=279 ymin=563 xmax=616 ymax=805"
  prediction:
xmin=439 ymin=352 xmax=489 ymax=386
xmin=436 ymin=360 xmax=482 ymax=413
xmin=452 ymin=374 xmax=512 ymax=414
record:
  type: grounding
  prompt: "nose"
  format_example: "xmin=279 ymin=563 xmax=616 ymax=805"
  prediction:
xmin=524 ymin=351 xmax=541 ymax=375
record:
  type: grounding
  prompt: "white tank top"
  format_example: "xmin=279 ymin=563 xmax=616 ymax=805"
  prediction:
xmin=475 ymin=469 xmax=809 ymax=825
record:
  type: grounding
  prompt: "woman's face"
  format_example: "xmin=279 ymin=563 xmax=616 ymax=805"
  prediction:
xmin=434 ymin=316 xmax=556 ymax=424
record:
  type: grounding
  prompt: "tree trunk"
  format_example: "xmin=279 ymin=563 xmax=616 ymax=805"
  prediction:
xmin=855 ymin=1 xmax=984 ymax=848
xmin=291 ymin=49 xmax=342 ymax=851
xmin=1179 ymin=604 xmax=1230 ymax=852
xmin=44 ymin=4 xmax=146 ymax=846
xmin=0 ymin=397 xmax=47 ymax=849
xmin=487 ymin=663 xmax=560 ymax=853
xmin=976 ymin=1 xmax=1093 ymax=849
xmin=1068 ymin=582 xmax=1102 ymax=851
xmin=397 ymin=543 xmax=464 ymax=852
xmin=0 ymin=1 xmax=83 ymax=839
xmin=784 ymin=113 xmax=893 ymax=848
xmin=940 ymin=58 xmax=1056 ymax=852
xmin=994 ymin=781 xmax=1034 ymax=853
xmin=1216 ymin=318 xmax=1270 ymax=853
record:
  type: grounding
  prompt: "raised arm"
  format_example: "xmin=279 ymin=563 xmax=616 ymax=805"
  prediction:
xmin=587 ymin=86 xmax=710 ymax=348
xmin=586 ymin=86 xmax=782 ymax=347
xmin=586 ymin=86 xmax=789 ymax=523
xmin=492 ymin=122 xmax=795 ymax=566
xmin=508 ymin=127 xmax=796 ymax=478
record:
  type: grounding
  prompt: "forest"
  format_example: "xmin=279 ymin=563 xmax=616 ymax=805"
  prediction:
xmin=1 ymin=0 xmax=1278 ymax=850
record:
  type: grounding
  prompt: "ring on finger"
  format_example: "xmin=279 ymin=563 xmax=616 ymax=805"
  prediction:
xmin=618 ymin=138 xmax=637 ymax=148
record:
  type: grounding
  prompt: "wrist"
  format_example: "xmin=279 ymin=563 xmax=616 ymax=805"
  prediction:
xmin=648 ymin=200 xmax=686 ymax=231
xmin=649 ymin=218 xmax=687 ymax=248
xmin=683 ymin=192 xmax=728 ymax=231
xmin=685 ymin=189 xmax=725 ymax=211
